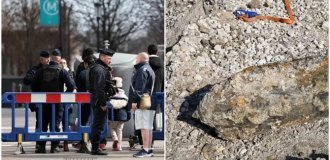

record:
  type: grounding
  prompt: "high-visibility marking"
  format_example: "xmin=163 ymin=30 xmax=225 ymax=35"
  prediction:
xmin=84 ymin=133 xmax=88 ymax=143
xmin=16 ymin=94 xmax=31 ymax=103
xmin=18 ymin=134 xmax=23 ymax=143
xmin=31 ymin=94 xmax=46 ymax=103
xmin=60 ymin=94 xmax=75 ymax=103
xmin=76 ymin=94 xmax=90 ymax=103
xmin=15 ymin=93 xmax=90 ymax=103
xmin=47 ymin=94 xmax=61 ymax=103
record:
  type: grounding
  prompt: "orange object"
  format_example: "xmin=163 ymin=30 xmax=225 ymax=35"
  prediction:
xmin=239 ymin=0 xmax=295 ymax=25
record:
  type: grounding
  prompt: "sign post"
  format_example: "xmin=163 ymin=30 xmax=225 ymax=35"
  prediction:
xmin=40 ymin=0 xmax=59 ymax=26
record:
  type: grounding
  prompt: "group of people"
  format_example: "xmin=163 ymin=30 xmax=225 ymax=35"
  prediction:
xmin=23 ymin=44 xmax=164 ymax=158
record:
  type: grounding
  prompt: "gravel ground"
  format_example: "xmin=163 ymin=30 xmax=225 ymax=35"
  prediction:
xmin=165 ymin=0 xmax=329 ymax=159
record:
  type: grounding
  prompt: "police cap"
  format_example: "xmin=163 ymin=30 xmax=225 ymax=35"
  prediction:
xmin=39 ymin=51 xmax=50 ymax=58
xmin=52 ymin=48 xmax=62 ymax=57
xmin=98 ymin=48 xmax=115 ymax=57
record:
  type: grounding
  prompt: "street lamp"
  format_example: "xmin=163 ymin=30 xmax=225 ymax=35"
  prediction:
xmin=94 ymin=1 xmax=102 ymax=51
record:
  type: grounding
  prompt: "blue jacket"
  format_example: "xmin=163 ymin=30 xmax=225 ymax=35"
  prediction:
xmin=130 ymin=62 xmax=156 ymax=110
xmin=108 ymin=103 xmax=131 ymax=121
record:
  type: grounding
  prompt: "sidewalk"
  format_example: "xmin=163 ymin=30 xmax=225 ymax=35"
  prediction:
xmin=2 ymin=140 xmax=164 ymax=160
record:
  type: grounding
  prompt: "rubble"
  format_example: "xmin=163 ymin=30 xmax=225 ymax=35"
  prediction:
xmin=166 ymin=0 xmax=328 ymax=159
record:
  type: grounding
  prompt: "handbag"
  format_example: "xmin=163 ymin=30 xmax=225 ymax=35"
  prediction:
xmin=131 ymin=78 xmax=154 ymax=110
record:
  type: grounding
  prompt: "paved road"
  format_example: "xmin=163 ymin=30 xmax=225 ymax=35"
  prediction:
xmin=2 ymin=108 xmax=164 ymax=159
xmin=2 ymin=141 xmax=165 ymax=160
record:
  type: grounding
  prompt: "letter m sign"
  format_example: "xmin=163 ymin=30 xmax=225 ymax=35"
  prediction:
xmin=40 ymin=0 xmax=59 ymax=26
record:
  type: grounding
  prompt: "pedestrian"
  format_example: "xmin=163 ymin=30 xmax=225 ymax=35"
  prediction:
xmin=75 ymin=48 xmax=94 ymax=82
xmin=130 ymin=52 xmax=156 ymax=158
xmin=108 ymin=77 xmax=130 ymax=151
xmin=31 ymin=50 xmax=76 ymax=153
xmin=147 ymin=44 xmax=164 ymax=93
xmin=89 ymin=48 xmax=117 ymax=155
xmin=23 ymin=51 xmax=50 ymax=150
xmin=142 ymin=44 xmax=165 ymax=151
xmin=73 ymin=52 xmax=96 ymax=151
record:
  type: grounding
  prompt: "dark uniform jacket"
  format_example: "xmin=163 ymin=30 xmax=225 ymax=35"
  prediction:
xmin=129 ymin=62 xmax=156 ymax=110
xmin=76 ymin=70 xmax=87 ymax=92
xmin=149 ymin=55 xmax=164 ymax=93
xmin=31 ymin=62 xmax=76 ymax=92
xmin=23 ymin=63 xmax=43 ymax=86
xmin=75 ymin=62 xmax=85 ymax=83
xmin=89 ymin=59 xmax=114 ymax=107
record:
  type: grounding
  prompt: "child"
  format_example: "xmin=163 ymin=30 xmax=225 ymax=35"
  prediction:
xmin=108 ymin=77 xmax=130 ymax=151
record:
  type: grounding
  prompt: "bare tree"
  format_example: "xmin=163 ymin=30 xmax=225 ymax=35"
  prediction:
xmin=123 ymin=0 xmax=164 ymax=53
xmin=2 ymin=0 xmax=84 ymax=76
xmin=140 ymin=0 xmax=164 ymax=44
xmin=2 ymin=0 xmax=40 ymax=75
xmin=74 ymin=0 xmax=148 ymax=51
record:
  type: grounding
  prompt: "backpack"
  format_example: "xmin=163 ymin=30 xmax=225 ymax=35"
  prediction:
xmin=40 ymin=65 xmax=61 ymax=92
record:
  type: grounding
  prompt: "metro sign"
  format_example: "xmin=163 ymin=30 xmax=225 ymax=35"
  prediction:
xmin=39 ymin=0 xmax=59 ymax=26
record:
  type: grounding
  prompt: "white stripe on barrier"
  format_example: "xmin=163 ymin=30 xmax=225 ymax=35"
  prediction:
xmin=31 ymin=94 xmax=46 ymax=103
xmin=61 ymin=94 xmax=75 ymax=103
xmin=40 ymin=135 xmax=68 ymax=139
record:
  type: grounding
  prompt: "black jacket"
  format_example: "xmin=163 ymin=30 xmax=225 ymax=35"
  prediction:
xmin=149 ymin=55 xmax=164 ymax=93
xmin=129 ymin=62 xmax=155 ymax=110
xmin=89 ymin=59 xmax=115 ymax=107
xmin=23 ymin=63 xmax=43 ymax=86
xmin=76 ymin=69 xmax=87 ymax=92
xmin=75 ymin=62 xmax=85 ymax=82
xmin=31 ymin=62 xmax=76 ymax=92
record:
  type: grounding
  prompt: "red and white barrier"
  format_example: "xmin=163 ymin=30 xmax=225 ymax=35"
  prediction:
xmin=15 ymin=93 xmax=90 ymax=103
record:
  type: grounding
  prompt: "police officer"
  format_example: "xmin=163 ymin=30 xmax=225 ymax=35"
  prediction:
xmin=89 ymin=48 xmax=116 ymax=155
xmin=51 ymin=48 xmax=75 ymax=151
xmin=23 ymin=51 xmax=51 ymax=86
xmin=31 ymin=50 xmax=76 ymax=153
xmin=23 ymin=51 xmax=51 ymax=150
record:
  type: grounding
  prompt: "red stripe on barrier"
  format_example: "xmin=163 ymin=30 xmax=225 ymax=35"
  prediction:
xmin=75 ymin=94 xmax=90 ymax=103
xmin=16 ymin=94 xmax=31 ymax=103
xmin=46 ymin=94 xmax=61 ymax=103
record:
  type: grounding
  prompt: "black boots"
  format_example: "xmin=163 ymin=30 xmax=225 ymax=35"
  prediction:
xmin=91 ymin=148 xmax=108 ymax=155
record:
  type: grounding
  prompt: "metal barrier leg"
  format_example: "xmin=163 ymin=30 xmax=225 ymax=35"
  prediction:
xmin=77 ymin=132 xmax=90 ymax=154
xmin=77 ymin=103 xmax=90 ymax=154
xmin=14 ymin=133 xmax=25 ymax=155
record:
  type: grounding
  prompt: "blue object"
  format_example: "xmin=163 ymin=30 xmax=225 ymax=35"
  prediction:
xmin=152 ymin=92 xmax=165 ymax=140
xmin=2 ymin=92 xmax=91 ymax=142
xmin=40 ymin=0 xmax=59 ymax=27
xmin=234 ymin=9 xmax=260 ymax=18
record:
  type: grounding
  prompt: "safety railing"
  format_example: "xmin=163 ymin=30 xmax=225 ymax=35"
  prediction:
xmin=2 ymin=92 xmax=165 ymax=154
xmin=2 ymin=92 xmax=91 ymax=154
xmin=153 ymin=92 xmax=165 ymax=140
